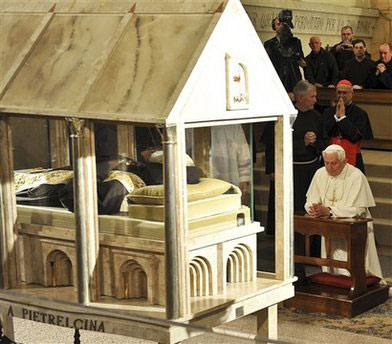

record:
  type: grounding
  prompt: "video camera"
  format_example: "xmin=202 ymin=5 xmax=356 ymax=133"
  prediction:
xmin=278 ymin=9 xmax=295 ymax=44
xmin=278 ymin=9 xmax=294 ymax=29
xmin=277 ymin=9 xmax=301 ymax=60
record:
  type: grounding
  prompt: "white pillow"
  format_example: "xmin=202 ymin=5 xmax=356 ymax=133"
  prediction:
xmin=149 ymin=150 xmax=195 ymax=167
xmin=128 ymin=178 xmax=236 ymax=205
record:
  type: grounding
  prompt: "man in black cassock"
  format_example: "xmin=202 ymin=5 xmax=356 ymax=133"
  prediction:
xmin=293 ymin=81 xmax=328 ymax=257
xmin=367 ymin=42 xmax=392 ymax=89
xmin=323 ymin=80 xmax=373 ymax=174
xmin=264 ymin=11 xmax=306 ymax=93
xmin=341 ymin=39 xmax=376 ymax=89
xmin=261 ymin=81 xmax=328 ymax=242
xmin=291 ymin=81 xmax=329 ymax=212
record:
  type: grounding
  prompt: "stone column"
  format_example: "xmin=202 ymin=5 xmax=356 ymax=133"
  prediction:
xmin=0 ymin=115 xmax=18 ymax=290
xmin=67 ymin=118 xmax=99 ymax=304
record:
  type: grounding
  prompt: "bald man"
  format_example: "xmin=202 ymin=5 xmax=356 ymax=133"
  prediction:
xmin=367 ymin=43 xmax=392 ymax=89
xmin=304 ymin=36 xmax=339 ymax=88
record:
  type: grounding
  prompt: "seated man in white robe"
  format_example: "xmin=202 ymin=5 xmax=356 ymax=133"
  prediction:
xmin=304 ymin=144 xmax=383 ymax=279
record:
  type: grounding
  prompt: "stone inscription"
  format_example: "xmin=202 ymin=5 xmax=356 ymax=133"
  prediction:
xmin=6 ymin=305 xmax=105 ymax=332
xmin=245 ymin=7 xmax=377 ymax=37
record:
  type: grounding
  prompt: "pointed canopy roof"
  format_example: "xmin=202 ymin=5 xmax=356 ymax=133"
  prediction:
xmin=0 ymin=0 xmax=296 ymax=126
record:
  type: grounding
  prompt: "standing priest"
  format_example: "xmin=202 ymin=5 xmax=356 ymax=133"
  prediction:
xmin=305 ymin=144 xmax=383 ymax=279
xmin=261 ymin=80 xmax=327 ymax=245
xmin=291 ymin=80 xmax=329 ymax=212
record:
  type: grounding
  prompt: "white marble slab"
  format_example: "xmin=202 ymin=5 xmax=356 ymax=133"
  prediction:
xmin=1 ymin=14 xmax=122 ymax=110
xmin=0 ymin=14 xmax=43 ymax=82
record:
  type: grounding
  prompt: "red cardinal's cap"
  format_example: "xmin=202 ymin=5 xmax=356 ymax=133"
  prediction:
xmin=337 ymin=79 xmax=353 ymax=87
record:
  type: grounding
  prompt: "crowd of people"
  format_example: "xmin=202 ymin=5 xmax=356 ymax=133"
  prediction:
xmin=265 ymin=13 xmax=392 ymax=92
xmin=260 ymin=10 xmax=389 ymax=279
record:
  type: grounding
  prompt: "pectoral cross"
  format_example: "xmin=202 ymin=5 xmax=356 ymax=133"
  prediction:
xmin=328 ymin=190 xmax=338 ymax=206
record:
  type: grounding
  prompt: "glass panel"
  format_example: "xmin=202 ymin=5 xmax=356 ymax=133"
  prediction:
xmin=256 ymin=120 xmax=276 ymax=273
xmin=210 ymin=124 xmax=252 ymax=206
xmin=8 ymin=118 xmax=275 ymax=326
xmin=11 ymin=117 xmax=51 ymax=170
xmin=12 ymin=116 xmax=72 ymax=208
xmin=186 ymin=123 xmax=253 ymax=229
xmin=187 ymin=124 xmax=253 ymax=199
xmin=94 ymin=123 xmax=165 ymax=214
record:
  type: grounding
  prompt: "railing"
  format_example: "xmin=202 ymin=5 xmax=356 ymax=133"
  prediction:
xmin=317 ymin=87 xmax=392 ymax=105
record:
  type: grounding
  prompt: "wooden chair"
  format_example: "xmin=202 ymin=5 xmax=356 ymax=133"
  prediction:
xmin=284 ymin=213 xmax=389 ymax=317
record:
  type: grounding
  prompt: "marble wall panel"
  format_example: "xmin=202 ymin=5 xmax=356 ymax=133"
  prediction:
xmin=54 ymin=1 xmax=134 ymax=14
xmin=81 ymin=14 xmax=213 ymax=122
xmin=0 ymin=14 xmax=43 ymax=81
xmin=0 ymin=1 xmax=54 ymax=13
xmin=134 ymin=1 xmax=222 ymax=14
xmin=0 ymin=1 xmax=221 ymax=14
xmin=1 ymin=14 xmax=122 ymax=111
xmin=0 ymin=0 xmax=131 ymax=13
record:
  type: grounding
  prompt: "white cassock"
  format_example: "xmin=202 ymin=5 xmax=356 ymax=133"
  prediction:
xmin=210 ymin=125 xmax=251 ymax=187
xmin=305 ymin=163 xmax=383 ymax=279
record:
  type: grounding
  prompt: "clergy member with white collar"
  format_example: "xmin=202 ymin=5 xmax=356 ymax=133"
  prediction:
xmin=304 ymin=144 xmax=383 ymax=279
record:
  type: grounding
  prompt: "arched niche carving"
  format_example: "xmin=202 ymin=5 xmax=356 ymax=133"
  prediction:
xmin=119 ymin=260 xmax=148 ymax=300
xmin=189 ymin=256 xmax=213 ymax=297
xmin=226 ymin=243 xmax=253 ymax=283
xmin=46 ymin=250 xmax=73 ymax=287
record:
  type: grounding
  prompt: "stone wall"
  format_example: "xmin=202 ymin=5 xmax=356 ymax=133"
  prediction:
xmin=370 ymin=0 xmax=392 ymax=53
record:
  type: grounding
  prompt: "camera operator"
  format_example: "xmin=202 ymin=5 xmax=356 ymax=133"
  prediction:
xmin=264 ymin=9 xmax=306 ymax=93
xmin=330 ymin=26 xmax=354 ymax=75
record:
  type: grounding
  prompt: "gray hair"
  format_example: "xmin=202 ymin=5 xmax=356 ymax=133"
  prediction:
xmin=322 ymin=144 xmax=346 ymax=161
xmin=293 ymin=80 xmax=316 ymax=96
